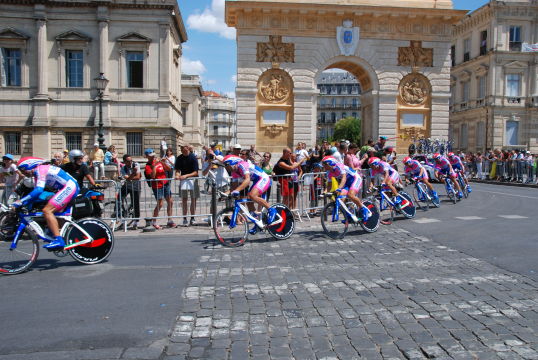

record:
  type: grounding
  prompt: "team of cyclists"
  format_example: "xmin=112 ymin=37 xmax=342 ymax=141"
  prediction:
xmin=7 ymin=147 xmax=471 ymax=249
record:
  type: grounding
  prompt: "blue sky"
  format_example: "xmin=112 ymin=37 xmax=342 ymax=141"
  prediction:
xmin=178 ymin=0 xmax=490 ymax=97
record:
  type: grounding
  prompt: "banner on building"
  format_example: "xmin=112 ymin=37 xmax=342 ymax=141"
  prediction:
xmin=522 ymin=43 xmax=538 ymax=52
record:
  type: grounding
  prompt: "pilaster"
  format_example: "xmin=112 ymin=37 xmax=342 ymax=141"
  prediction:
xmin=159 ymin=23 xmax=170 ymax=98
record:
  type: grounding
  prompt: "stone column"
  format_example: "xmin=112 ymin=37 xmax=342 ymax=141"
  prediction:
xmin=159 ymin=23 xmax=170 ymax=98
xmin=35 ymin=18 xmax=48 ymax=98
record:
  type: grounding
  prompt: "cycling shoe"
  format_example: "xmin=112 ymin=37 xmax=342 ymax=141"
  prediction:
xmin=361 ymin=206 xmax=370 ymax=222
xmin=44 ymin=237 xmax=65 ymax=250
xmin=467 ymin=185 xmax=472 ymax=193
xmin=249 ymin=225 xmax=258 ymax=235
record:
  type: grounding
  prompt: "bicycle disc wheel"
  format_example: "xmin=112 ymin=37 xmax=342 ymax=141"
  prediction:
xmin=399 ymin=191 xmax=416 ymax=219
xmin=213 ymin=207 xmax=248 ymax=247
xmin=320 ymin=202 xmax=348 ymax=239
xmin=265 ymin=204 xmax=295 ymax=240
xmin=65 ymin=218 xmax=114 ymax=264
xmin=359 ymin=198 xmax=380 ymax=233
xmin=412 ymin=183 xmax=429 ymax=211
xmin=0 ymin=226 xmax=39 ymax=275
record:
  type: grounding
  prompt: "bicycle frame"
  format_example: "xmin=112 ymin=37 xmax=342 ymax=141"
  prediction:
xmin=228 ymin=198 xmax=283 ymax=229
xmin=10 ymin=208 xmax=95 ymax=251
xmin=414 ymin=181 xmax=432 ymax=201
xmin=331 ymin=195 xmax=358 ymax=223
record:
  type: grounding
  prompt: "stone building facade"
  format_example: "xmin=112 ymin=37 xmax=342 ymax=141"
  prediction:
xmin=450 ymin=0 xmax=538 ymax=153
xmin=181 ymin=75 xmax=205 ymax=152
xmin=203 ymin=91 xmax=237 ymax=150
xmin=0 ymin=0 xmax=187 ymax=160
xmin=226 ymin=0 xmax=466 ymax=154
xmin=317 ymin=71 xmax=361 ymax=141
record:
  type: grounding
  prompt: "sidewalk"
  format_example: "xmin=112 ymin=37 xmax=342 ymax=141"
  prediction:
xmin=164 ymin=226 xmax=538 ymax=360
xmin=470 ymin=178 xmax=538 ymax=189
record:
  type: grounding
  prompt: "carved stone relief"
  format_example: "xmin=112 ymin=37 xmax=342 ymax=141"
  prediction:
xmin=398 ymin=40 xmax=433 ymax=68
xmin=399 ymin=73 xmax=430 ymax=106
xmin=258 ymin=68 xmax=292 ymax=104
xmin=256 ymin=35 xmax=294 ymax=63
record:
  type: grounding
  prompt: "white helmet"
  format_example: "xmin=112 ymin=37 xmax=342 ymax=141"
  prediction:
xmin=68 ymin=149 xmax=84 ymax=162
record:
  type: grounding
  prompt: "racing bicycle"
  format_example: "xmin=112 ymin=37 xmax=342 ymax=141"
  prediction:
xmin=409 ymin=178 xmax=440 ymax=211
xmin=319 ymin=191 xmax=380 ymax=239
xmin=213 ymin=193 xmax=295 ymax=247
xmin=374 ymin=185 xmax=416 ymax=225
xmin=0 ymin=204 xmax=114 ymax=275
xmin=438 ymin=173 xmax=459 ymax=204
xmin=455 ymin=169 xmax=469 ymax=199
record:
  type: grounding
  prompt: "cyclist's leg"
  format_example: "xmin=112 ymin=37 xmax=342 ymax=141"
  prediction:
xmin=44 ymin=180 xmax=78 ymax=248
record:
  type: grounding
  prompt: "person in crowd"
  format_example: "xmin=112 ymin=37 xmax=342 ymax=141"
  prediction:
xmin=174 ymin=145 xmax=200 ymax=227
xmin=290 ymin=153 xmax=302 ymax=211
xmin=163 ymin=147 xmax=176 ymax=179
xmin=295 ymin=142 xmax=310 ymax=172
xmin=144 ymin=148 xmax=174 ymax=229
xmin=0 ymin=154 xmax=21 ymax=205
xmin=211 ymin=143 xmax=222 ymax=157
xmin=525 ymin=151 xmax=534 ymax=183
xmin=90 ymin=143 xmax=105 ymax=179
xmin=61 ymin=149 xmax=98 ymax=189
xmin=260 ymin=152 xmax=273 ymax=204
xmin=62 ymin=149 xmax=70 ymax=164
xmin=475 ymin=152 xmax=484 ymax=180
xmin=308 ymin=145 xmax=323 ymax=170
xmin=273 ymin=148 xmax=305 ymax=208
xmin=374 ymin=136 xmax=387 ymax=151
xmin=360 ymin=138 xmax=375 ymax=157
xmin=344 ymin=143 xmax=362 ymax=171
xmin=104 ymin=145 xmax=121 ymax=178
xmin=249 ymin=144 xmax=263 ymax=166
xmin=120 ymin=154 xmax=142 ymax=230
xmin=51 ymin=152 xmax=64 ymax=166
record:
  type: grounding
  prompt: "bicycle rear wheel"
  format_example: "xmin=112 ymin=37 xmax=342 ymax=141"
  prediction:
xmin=213 ymin=207 xmax=248 ymax=247
xmin=321 ymin=202 xmax=348 ymax=239
xmin=359 ymin=198 xmax=380 ymax=233
xmin=0 ymin=211 xmax=18 ymax=241
xmin=412 ymin=183 xmax=429 ymax=211
xmin=399 ymin=191 xmax=416 ymax=219
xmin=65 ymin=218 xmax=114 ymax=264
xmin=0 ymin=226 xmax=39 ymax=275
xmin=265 ymin=204 xmax=295 ymax=240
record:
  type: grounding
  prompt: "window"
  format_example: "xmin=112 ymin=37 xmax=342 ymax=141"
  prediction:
xmin=331 ymin=112 xmax=336 ymax=123
xmin=331 ymin=98 xmax=336 ymax=107
xmin=476 ymin=121 xmax=485 ymax=147
xmin=213 ymin=125 xmax=218 ymax=135
xmin=182 ymin=106 xmax=187 ymax=126
xmin=505 ymin=120 xmax=518 ymax=146
xmin=463 ymin=38 xmax=470 ymax=62
xmin=4 ymin=132 xmax=21 ymax=155
xmin=509 ymin=26 xmax=522 ymax=51
xmin=451 ymin=45 xmax=456 ymax=66
xmin=320 ymin=112 xmax=326 ymax=123
xmin=478 ymin=76 xmax=486 ymax=99
xmin=66 ymin=50 xmax=83 ymax=87
xmin=352 ymin=98 xmax=358 ymax=108
xmin=341 ymin=112 xmax=347 ymax=119
xmin=65 ymin=132 xmax=82 ymax=150
xmin=1 ymin=48 xmax=21 ymax=87
xmin=126 ymin=51 xmax=143 ymax=88
xmin=462 ymin=81 xmax=470 ymax=102
xmin=480 ymin=31 xmax=488 ymax=55
xmin=213 ymin=112 xmax=218 ymax=121
xmin=506 ymin=74 xmax=520 ymax=97
xmin=351 ymin=112 xmax=358 ymax=118
xmin=126 ymin=132 xmax=143 ymax=156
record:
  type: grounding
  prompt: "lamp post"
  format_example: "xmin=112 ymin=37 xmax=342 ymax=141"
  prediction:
xmin=94 ymin=73 xmax=109 ymax=152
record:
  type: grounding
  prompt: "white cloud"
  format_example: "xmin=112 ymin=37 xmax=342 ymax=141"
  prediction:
xmin=182 ymin=57 xmax=206 ymax=75
xmin=187 ymin=0 xmax=236 ymax=40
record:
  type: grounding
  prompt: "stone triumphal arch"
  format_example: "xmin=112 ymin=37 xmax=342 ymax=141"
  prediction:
xmin=225 ymin=0 xmax=466 ymax=153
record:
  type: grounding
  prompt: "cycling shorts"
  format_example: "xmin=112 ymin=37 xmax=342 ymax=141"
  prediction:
xmin=339 ymin=175 xmax=362 ymax=195
xmin=415 ymin=171 xmax=429 ymax=181
xmin=452 ymin=163 xmax=462 ymax=171
xmin=439 ymin=168 xmax=457 ymax=179
xmin=250 ymin=176 xmax=271 ymax=196
xmin=387 ymin=171 xmax=400 ymax=184
xmin=48 ymin=179 xmax=79 ymax=211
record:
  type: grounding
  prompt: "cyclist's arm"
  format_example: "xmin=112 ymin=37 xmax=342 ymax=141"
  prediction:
xmin=234 ymin=173 xmax=250 ymax=192
xmin=338 ymin=173 xmax=347 ymax=189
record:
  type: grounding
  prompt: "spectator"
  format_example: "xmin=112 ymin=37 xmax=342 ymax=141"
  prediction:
xmin=249 ymin=144 xmax=262 ymax=166
xmin=475 ymin=152 xmax=484 ymax=180
xmin=374 ymin=136 xmax=387 ymax=151
xmin=174 ymin=145 xmax=200 ymax=227
xmin=163 ymin=147 xmax=176 ymax=179
xmin=344 ymin=143 xmax=362 ymax=171
xmin=62 ymin=149 xmax=70 ymax=164
xmin=273 ymin=147 xmax=304 ymax=208
xmin=210 ymin=143 xmax=222 ymax=157
xmin=120 ymin=154 xmax=142 ymax=230
xmin=90 ymin=143 xmax=105 ymax=179
xmin=61 ymin=149 xmax=98 ymax=188
xmin=384 ymin=146 xmax=398 ymax=170
xmin=144 ymin=148 xmax=175 ymax=229
xmin=295 ymin=142 xmax=310 ymax=172
xmin=0 ymin=154 xmax=21 ymax=205
xmin=51 ymin=152 xmax=64 ymax=166
xmin=260 ymin=152 xmax=273 ymax=202
xmin=104 ymin=145 xmax=121 ymax=178
xmin=290 ymin=153 xmax=302 ymax=211
xmin=232 ymin=143 xmax=242 ymax=156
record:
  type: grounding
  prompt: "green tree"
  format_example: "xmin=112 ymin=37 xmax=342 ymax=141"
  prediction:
xmin=332 ymin=116 xmax=361 ymax=144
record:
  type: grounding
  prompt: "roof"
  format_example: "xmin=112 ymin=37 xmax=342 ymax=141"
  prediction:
xmin=225 ymin=0 xmax=454 ymax=10
xmin=203 ymin=91 xmax=223 ymax=98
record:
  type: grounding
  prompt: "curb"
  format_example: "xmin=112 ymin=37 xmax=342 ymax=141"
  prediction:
xmin=470 ymin=179 xmax=538 ymax=189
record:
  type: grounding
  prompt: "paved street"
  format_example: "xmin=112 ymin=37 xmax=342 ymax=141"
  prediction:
xmin=0 ymin=183 xmax=537 ymax=359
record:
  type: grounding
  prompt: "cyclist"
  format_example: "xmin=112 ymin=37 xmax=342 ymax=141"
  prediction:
xmin=368 ymin=157 xmax=408 ymax=208
xmin=433 ymin=153 xmax=463 ymax=198
xmin=321 ymin=156 xmax=370 ymax=221
xmin=222 ymin=155 xmax=276 ymax=234
xmin=12 ymin=157 xmax=79 ymax=250
xmin=447 ymin=152 xmax=472 ymax=193
xmin=402 ymin=156 xmax=438 ymax=200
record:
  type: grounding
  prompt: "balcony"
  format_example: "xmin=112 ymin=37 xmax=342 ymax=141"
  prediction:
xmin=209 ymin=131 xmax=233 ymax=137
xmin=509 ymin=42 xmax=522 ymax=52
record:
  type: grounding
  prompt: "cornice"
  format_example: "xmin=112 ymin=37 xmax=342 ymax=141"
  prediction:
xmin=226 ymin=4 xmax=465 ymax=40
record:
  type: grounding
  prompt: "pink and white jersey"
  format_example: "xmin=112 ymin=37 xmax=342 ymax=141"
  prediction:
xmin=434 ymin=157 xmax=451 ymax=171
xmin=448 ymin=155 xmax=463 ymax=168
xmin=234 ymin=161 xmax=269 ymax=184
xmin=327 ymin=162 xmax=357 ymax=181
xmin=370 ymin=161 xmax=396 ymax=178
xmin=404 ymin=160 xmax=424 ymax=177
xmin=19 ymin=165 xmax=78 ymax=208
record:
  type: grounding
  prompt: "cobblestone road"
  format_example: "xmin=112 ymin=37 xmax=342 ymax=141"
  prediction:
xmin=166 ymin=226 xmax=538 ymax=360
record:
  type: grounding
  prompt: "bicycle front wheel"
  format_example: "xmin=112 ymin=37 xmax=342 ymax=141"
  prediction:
xmin=65 ymin=218 xmax=114 ymax=265
xmin=359 ymin=198 xmax=380 ymax=233
xmin=412 ymin=183 xmax=429 ymax=211
xmin=213 ymin=207 xmax=248 ymax=247
xmin=321 ymin=202 xmax=348 ymax=239
xmin=446 ymin=180 xmax=457 ymax=204
xmin=0 ymin=226 xmax=39 ymax=275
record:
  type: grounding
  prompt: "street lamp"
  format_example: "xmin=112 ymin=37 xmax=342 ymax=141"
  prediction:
xmin=94 ymin=72 xmax=109 ymax=152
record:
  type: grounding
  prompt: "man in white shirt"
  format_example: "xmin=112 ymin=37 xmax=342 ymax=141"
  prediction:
xmin=0 ymin=154 xmax=21 ymax=205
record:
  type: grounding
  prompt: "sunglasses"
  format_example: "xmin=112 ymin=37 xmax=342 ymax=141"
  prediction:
xmin=263 ymin=155 xmax=270 ymax=158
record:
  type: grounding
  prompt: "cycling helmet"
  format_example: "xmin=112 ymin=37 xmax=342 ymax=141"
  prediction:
xmin=433 ymin=153 xmax=442 ymax=160
xmin=321 ymin=156 xmax=338 ymax=167
xmin=385 ymin=146 xmax=394 ymax=153
xmin=17 ymin=157 xmax=45 ymax=171
xmin=222 ymin=155 xmax=242 ymax=166
xmin=68 ymin=149 xmax=84 ymax=162
xmin=368 ymin=157 xmax=381 ymax=166
xmin=402 ymin=156 xmax=412 ymax=165
xmin=447 ymin=152 xmax=455 ymax=158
